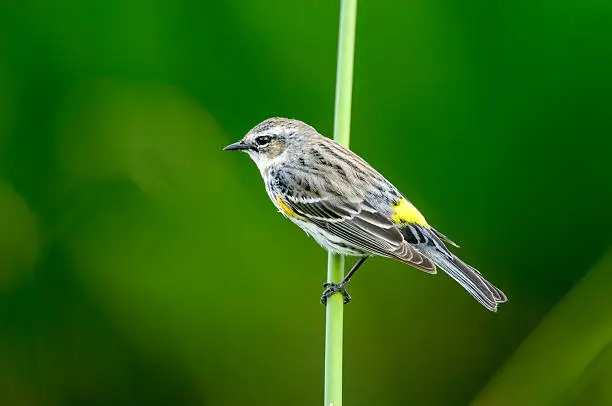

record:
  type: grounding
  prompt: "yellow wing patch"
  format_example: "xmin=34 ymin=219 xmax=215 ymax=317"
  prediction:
xmin=392 ymin=198 xmax=429 ymax=227
xmin=275 ymin=196 xmax=303 ymax=219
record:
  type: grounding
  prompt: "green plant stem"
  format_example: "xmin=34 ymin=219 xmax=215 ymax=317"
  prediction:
xmin=333 ymin=0 xmax=357 ymax=149
xmin=325 ymin=1 xmax=357 ymax=406
xmin=325 ymin=253 xmax=345 ymax=406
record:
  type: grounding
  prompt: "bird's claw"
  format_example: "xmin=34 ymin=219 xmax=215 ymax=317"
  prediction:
xmin=321 ymin=282 xmax=351 ymax=305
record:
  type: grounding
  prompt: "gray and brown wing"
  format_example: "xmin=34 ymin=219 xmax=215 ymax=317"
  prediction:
xmin=281 ymin=196 xmax=436 ymax=273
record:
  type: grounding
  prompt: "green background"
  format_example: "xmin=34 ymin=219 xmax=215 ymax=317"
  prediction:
xmin=1 ymin=1 xmax=611 ymax=405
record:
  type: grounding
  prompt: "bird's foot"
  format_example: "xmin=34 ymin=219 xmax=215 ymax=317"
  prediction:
xmin=321 ymin=282 xmax=351 ymax=305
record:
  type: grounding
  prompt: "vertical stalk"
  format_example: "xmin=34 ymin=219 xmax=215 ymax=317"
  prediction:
xmin=325 ymin=1 xmax=357 ymax=406
xmin=325 ymin=253 xmax=345 ymax=406
xmin=333 ymin=0 xmax=357 ymax=149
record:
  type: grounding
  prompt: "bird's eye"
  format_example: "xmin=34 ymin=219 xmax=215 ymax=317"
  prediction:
xmin=255 ymin=136 xmax=271 ymax=146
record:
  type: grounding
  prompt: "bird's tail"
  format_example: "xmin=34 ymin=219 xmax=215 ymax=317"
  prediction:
xmin=418 ymin=244 xmax=507 ymax=311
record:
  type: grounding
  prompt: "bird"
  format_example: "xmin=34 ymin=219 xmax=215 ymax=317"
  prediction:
xmin=224 ymin=117 xmax=507 ymax=311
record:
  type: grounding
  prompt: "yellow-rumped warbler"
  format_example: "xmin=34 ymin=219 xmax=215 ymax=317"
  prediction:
xmin=224 ymin=117 xmax=507 ymax=311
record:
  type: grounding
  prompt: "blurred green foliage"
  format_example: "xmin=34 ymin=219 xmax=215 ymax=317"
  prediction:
xmin=1 ymin=0 xmax=611 ymax=405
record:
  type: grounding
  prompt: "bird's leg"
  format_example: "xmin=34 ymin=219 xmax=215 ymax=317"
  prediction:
xmin=321 ymin=256 xmax=369 ymax=305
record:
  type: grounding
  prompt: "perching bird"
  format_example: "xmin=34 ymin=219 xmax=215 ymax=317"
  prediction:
xmin=224 ymin=118 xmax=507 ymax=311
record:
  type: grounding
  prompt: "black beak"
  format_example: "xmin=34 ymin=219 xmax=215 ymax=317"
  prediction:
xmin=223 ymin=141 xmax=250 ymax=151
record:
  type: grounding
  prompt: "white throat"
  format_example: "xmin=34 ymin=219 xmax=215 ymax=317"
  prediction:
xmin=247 ymin=150 xmax=282 ymax=174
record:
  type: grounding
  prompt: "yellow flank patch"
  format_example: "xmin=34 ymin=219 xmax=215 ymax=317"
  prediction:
xmin=276 ymin=196 xmax=302 ymax=219
xmin=392 ymin=198 xmax=429 ymax=227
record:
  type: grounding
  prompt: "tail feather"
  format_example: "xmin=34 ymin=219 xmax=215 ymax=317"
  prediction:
xmin=399 ymin=224 xmax=507 ymax=311
xmin=417 ymin=245 xmax=507 ymax=312
xmin=435 ymin=252 xmax=506 ymax=311
xmin=466 ymin=263 xmax=507 ymax=303
xmin=431 ymin=227 xmax=460 ymax=248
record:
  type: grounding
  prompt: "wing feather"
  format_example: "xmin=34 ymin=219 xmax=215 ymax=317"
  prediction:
xmin=284 ymin=196 xmax=436 ymax=273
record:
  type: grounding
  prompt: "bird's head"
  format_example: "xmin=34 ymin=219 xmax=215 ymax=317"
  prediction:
xmin=224 ymin=117 xmax=317 ymax=170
